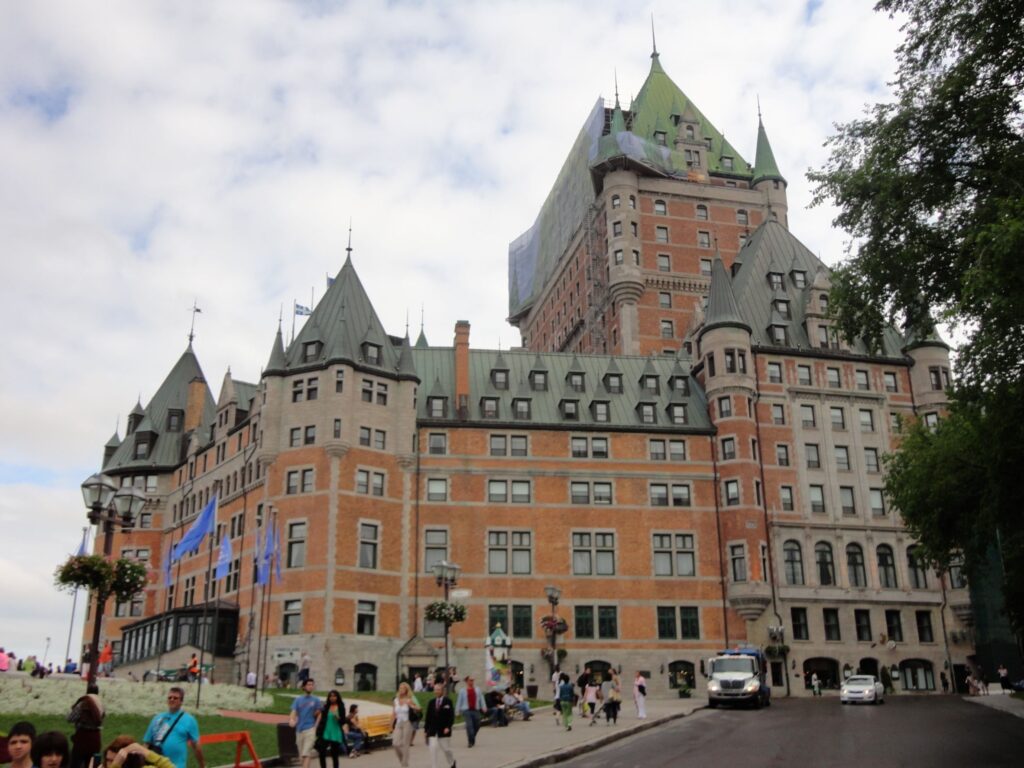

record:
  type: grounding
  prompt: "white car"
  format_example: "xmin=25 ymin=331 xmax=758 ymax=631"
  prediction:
xmin=840 ymin=675 xmax=885 ymax=704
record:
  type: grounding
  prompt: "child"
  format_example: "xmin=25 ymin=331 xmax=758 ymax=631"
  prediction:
xmin=7 ymin=721 xmax=36 ymax=768
xmin=32 ymin=731 xmax=70 ymax=768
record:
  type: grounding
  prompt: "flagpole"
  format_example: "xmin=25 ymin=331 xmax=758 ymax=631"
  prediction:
xmin=258 ymin=506 xmax=277 ymax=694
xmin=195 ymin=485 xmax=220 ymax=709
xmin=64 ymin=527 xmax=89 ymax=671
xmin=250 ymin=522 xmax=264 ymax=705
xmin=291 ymin=300 xmax=296 ymax=345
xmin=154 ymin=524 xmax=179 ymax=678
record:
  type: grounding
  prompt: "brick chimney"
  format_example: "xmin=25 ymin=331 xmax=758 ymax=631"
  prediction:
xmin=184 ymin=375 xmax=208 ymax=433
xmin=454 ymin=321 xmax=470 ymax=419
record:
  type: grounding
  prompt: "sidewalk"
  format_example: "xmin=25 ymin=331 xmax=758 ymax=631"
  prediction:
xmin=961 ymin=689 xmax=1024 ymax=720
xmin=224 ymin=695 xmax=705 ymax=768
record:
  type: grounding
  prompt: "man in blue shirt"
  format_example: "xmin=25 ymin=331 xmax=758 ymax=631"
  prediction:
xmin=143 ymin=687 xmax=205 ymax=768
xmin=289 ymin=678 xmax=321 ymax=768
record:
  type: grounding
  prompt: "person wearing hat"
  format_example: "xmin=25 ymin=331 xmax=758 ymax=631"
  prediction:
xmin=454 ymin=675 xmax=487 ymax=748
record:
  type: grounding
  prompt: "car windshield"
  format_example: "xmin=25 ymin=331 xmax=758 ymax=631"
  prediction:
xmin=846 ymin=676 xmax=875 ymax=685
xmin=712 ymin=658 xmax=755 ymax=674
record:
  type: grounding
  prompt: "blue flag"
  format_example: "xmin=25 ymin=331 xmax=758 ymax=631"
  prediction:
xmin=75 ymin=530 xmax=89 ymax=557
xmin=171 ymin=494 xmax=217 ymax=563
xmin=294 ymin=303 xmax=312 ymax=316
xmin=215 ymin=533 xmax=233 ymax=580
xmin=257 ymin=525 xmax=274 ymax=586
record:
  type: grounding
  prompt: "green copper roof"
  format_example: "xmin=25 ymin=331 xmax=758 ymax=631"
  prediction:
xmin=700 ymin=256 xmax=751 ymax=339
xmin=415 ymin=327 xmax=430 ymax=348
xmin=752 ymin=117 xmax=786 ymax=186
xmin=266 ymin=325 xmax=286 ymax=371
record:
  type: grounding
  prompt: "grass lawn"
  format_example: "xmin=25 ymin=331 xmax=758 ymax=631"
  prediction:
xmin=0 ymin=714 xmax=279 ymax=768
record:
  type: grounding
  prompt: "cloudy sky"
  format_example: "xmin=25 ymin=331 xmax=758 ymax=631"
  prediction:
xmin=0 ymin=0 xmax=905 ymax=661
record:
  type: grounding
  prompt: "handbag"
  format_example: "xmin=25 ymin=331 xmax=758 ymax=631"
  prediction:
xmin=147 ymin=711 xmax=185 ymax=755
xmin=408 ymin=706 xmax=422 ymax=724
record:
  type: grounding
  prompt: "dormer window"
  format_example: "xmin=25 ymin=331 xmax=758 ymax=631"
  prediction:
xmin=668 ymin=404 xmax=687 ymax=425
xmin=166 ymin=410 xmax=183 ymax=432
xmin=637 ymin=403 xmax=657 ymax=424
xmin=427 ymin=397 xmax=448 ymax=418
xmin=775 ymin=299 xmax=791 ymax=319
xmin=769 ymin=325 xmax=789 ymax=346
xmin=134 ymin=439 xmax=150 ymax=460
xmin=560 ymin=399 xmax=580 ymax=420
xmin=304 ymin=341 xmax=322 ymax=362
xmin=567 ymin=372 xmax=585 ymax=393
xmin=685 ymin=125 xmax=695 ymax=141
xmin=362 ymin=343 xmax=381 ymax=365
xmin=604 ymin=374 xmax=623 ymax=393
xmin=654 ymin=131 xmax=667 ymax=145
xmin=591 ymin=401 xmax=610 ymax=422
xmin=670 ymin=376 xmax=690 ymax=395
xmin=792 ymin=270 xmax=807 ymax=288
xmin=819 ymin=294 xmax=829 ymax=312
xmin=492 ymin=369 xmax=509 ymax=390
xmin=642 ymin=375 xmax=660 ymax=395
xmin=529 ymin=371 xmax=547 ymax=391
xmin=722 ymin=156 xmax=734 ymax=171
xmin=685 ymin=149 xmax=701 ymax=168
xmin=481 ymin=397 xmax=499 ymax=419
xmin=768 ymin=272 xmax=784 ymax=290
xmin=512 ymin=398 xmax=531 ymax=420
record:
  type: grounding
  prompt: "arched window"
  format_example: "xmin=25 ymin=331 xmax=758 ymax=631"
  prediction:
xmin=877 ymin=545 xmax=898 ymax=588
xmin=611 ymin=194 xmax=621 ymax=209
xmin=696 ymin=204 xmax=708 ymax=221
xmin=736 ymin=209 xmax=749 ymax=225
xmin=654 ymin=199 xmax=667 ymax=215
xmin=815 ymin=542 xmax=835 ymax=586
xmin=907 ymin=546 xmax=928 ymax=589
xmin=354 ymin=662 xmax=378 ymax=691
xmin=846 ymin=543 xmax=867 ymax=587
xmin=783 ymin=540 xmax=804 ymax=585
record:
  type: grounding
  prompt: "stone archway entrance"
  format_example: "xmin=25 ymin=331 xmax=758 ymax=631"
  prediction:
xmin=858 ymin=657 xmax=879 ymax=678
xmin=802 ymin=657 xmax=839 ymax=690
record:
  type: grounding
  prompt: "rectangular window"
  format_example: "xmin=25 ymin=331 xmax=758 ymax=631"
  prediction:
xmin=772 ymin=404 xmax=786 ymax=425
xmin=659 ymin=291 xmax=672 ymax=308
xmin=840 ymin=486 xmax=856 ymax=515
xmin=806 ymin=444 xmax=820 ymax=469
xmin=792 ymin=607 xmax=809 ymax=640
xmin=653 ymin=533 xmax=695 ymax=577
xmin=797 ymin=365 xmax=812 ymax=386
xmin=335 ymin=369 xmax=345 ymax=393
xmin=650 ymin=483 xmax=668 ymax=507
xmin=598 ymin=606 xmax=618 ymax=638
xmin=373 ymin=429 xmax=385 ymax=450
xmin=290 ymin=428 xmax=301 ymax=448
xmin=512 ymin=605 xmax=533 ymax=638
xmin=660 ymin=319 xmax=674 ymax=339
xmin=361 ymin=379 xmax=373 ymax=402
xmin=725 ymin=480 xmax=740 ymax=506
xmin=426 ymin=478 xmax=448 ymax=501
xmin=809 ymin=485 xmax=825 ymax=514
xmin=869 ymin=488 xmax=886 ymax=516
xmin=424 ymin=529 xmax=448 ymax=573
xmin=697 ymin=230 xmax=711 ymax=248
xmin=359 ymin=426 xmax=371 ymax=446
xmin=835 ymin=446 xmax=850 ymax=471
xmin=358 ymin=522 xmax=379 ymax=569
xmin=721 ymin=437 xmax=736 ymax=460
xmin=669 ymin=440 xmax=686 ymax=460
xmin=376 ymin=382 xmax=387 ymax=405
xmin=730 ymin=543 xmax=747 ymax=582
xmin=286 ymin=470 xmax=299 ymax=495
xmin=287 ymin=521 xmax=306 ymax=568
xmin=357 ymin=600 xmax=376 ymax=635
xmin=780 ymin=485 xmax=794 ymax=511
xmin=916 ymin=611 xmax=934 ymax=643
xmin=855 ymin=609 xmax=872 ymax=641
xmin=718 ymin=396 xmax=732 ymax=418
xmin=488 ymin=480 xmax=508 ymax=503
xmin=657 ymin=606 xmax=677 ymax=639
xmin=855 ymin=370 xmax=870 ymax=390
xmin=656 ymin=226 xmax=669 ymax=243
xmin=428 ymin=433 xmax=447 ymax=455
xmin=830 ymin=407 xmax=846 ymax=430
xmin=510 ymin=435 xmax=528 ymax=456
xmin=307 ymin=378 xmax=318 ymax=400
xmin=767 ymin=362 xmax=783 ymax=383
xmin=301 ymin=469 xmax=314 ymax=493
xmin=885 ymin=610 xmax=904 ymax=642
xmin=823 ymin=608 xmax=841 ymax=641
xmin=860 ymin=409 xmax=876 ymax=432
xmin=283 ymin=599 xmax=302 ymax=635
xmin=800 ymin=404 xmax=817 ymax=428
xmin=657 ymin=254 xmax=670 ymax=272
xmin=333 ymin=418 xmax=342 ymax=439
xmin=572 ymin=532 xmax=616 ymax=575
xmin=490 ymin=435 xmax=507 ymax=456
xmin=356 ymin=469 xmax=369 ymax=494
xmin=488 ymin=604 xmax=509 ymax=633
xmin=827 ymin=367 xmax=841 ymax=388
xmin=680 ymin=606 xmax=700 ymax=639
xmin=884 ymin=372 xmax=898 ymax=393
xmin=865 ymin=448 xmax=880 ymax=473
xmin=292 ymin=380 xmax=304 ymax=403
xmin=371 ymin=472 xmax=384 ymax=496
xmin=575 ymin=606 xmax=594 ymax=638
xmin=649 ymin=439 xmax=666 ymax=460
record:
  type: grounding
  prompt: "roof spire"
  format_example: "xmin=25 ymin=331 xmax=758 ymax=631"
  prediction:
xmin=757 ymin=94 xmax=762 ymax=122
xmin=187 ymin=299 xmax=202 ymax=344
xmin=345 ymin=219 xmax=353 ymax=263
xmin=405 ymin=308 xmax=410 ymax=336
xmin=614 ymin=68 xmax=620 ymax=107
xmin=651 ymin=13 xmax=658 ymax=58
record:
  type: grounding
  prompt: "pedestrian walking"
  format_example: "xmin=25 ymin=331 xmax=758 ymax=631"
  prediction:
xmin=391 ymin=681 xmax=420 ymax=767
xmin=551 ymin=666 xmax=562 ymax=726
xmin=142 ymin=687 xmax=205 ymax=768
xmin=633 ymin=671 xmax=647 ymax=718
xmin=603 ymin=671 xmax=622 ymax=725
xmin=288 ymin=679 xmax=321 ymax=768
xmin=314 ymin=690 xmax=347 ymax=768
xmin=557 ymin=673 xmax=575 ymax=731
xmin=68 ymin=683 xmax=105 ymax=768
xmin=424 ymin=682 xmax=456 ymax=768
xmin=997 ymin=664 xmax=1010 ymax=692
xmin=940 ymin=671 xmax=949 ymax=693
xmin=455 ymin=675 xmax=487 ymax=748
xmin=811 ymin=672 xmax=821 ymax=696
xmin=298 ymin=652 xmax=312 ymax=686
xmin=584 ymin=680 xmax=600 ymax=725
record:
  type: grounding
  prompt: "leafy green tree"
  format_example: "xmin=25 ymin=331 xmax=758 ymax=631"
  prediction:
xmin=811 ymin=0 xmax=1024 ymax=631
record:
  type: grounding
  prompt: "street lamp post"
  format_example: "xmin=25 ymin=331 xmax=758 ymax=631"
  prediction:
xmin=545 ymin=584 xmax=561 ymax=679
xmin=432 ymin=560 xmax=461 ymax=673
xmin=80 ymin=473 xmax=147 ymax=687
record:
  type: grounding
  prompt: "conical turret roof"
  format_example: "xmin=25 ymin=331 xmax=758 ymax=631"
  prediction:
xmin=700 ymin=257 xmax=752 ymax=338
xmin=752 ymin=117 xmax=786 ymax=186
xmin=265 ymin=324 xmax=287 ymax=373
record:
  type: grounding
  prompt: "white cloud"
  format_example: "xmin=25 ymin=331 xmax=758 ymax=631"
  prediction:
xmin=0 ymin=0 xmax=905 ymax=656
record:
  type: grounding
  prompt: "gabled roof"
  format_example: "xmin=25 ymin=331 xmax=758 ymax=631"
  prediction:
xmin=412 ymin=347 xmax=711 ymax=432
xmin=103 ymin=345 xmax=215 ymax=472
xmin=724 ymin=221 xmax=906 ymax=356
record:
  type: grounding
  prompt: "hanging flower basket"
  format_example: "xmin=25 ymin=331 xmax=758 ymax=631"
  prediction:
xmin=54 ymin=554 xmax=148 ymax=603
xmin=539 ymin=615 xmax=569 ymax=636
xmin=425 ymin=600 xmax=467 ymax=625
xmin=764 ymin=644 xmax=790 ymax=658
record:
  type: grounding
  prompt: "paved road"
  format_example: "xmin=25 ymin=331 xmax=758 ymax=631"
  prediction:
xmin=559 ymin=696 xmax=1023 ymax=768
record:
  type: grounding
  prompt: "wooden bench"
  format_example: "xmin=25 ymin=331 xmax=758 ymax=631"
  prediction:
xmin=360 ymin=713 xmax=393 ymax=749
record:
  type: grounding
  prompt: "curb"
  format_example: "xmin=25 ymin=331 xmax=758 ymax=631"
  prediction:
xmin=499 ymin=706 xmax=705 ymax=767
